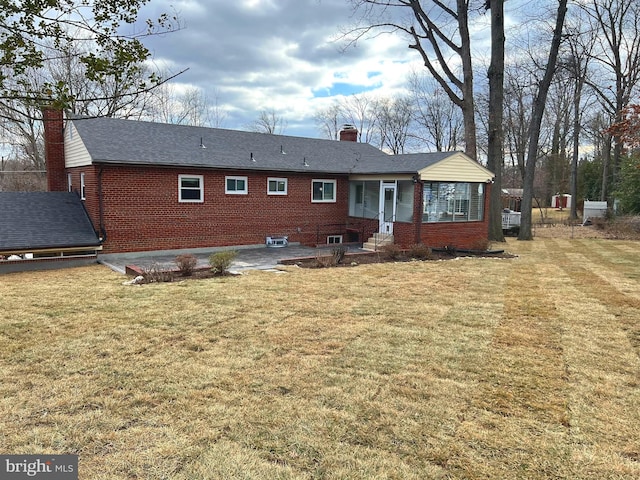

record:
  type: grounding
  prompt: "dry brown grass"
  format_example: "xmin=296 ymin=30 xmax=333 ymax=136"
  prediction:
xmin=1 ymin=237 xmax=640 ymax=479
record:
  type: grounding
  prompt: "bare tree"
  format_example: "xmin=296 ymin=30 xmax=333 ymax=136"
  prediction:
xmin=503 ymin=63 xmax=534 ymax=186
xmin=209 ymin=90 xmax=229 ymax=128
xmin=486 ymin=0 xmax=506 ymax=242
xmin=247 ymin=109 xmax=287 ymax=135
xmin=544 ymin=77 xmax=573 ymax=205
xmin=340 ymin=93 xmax=379 ymax=143
xmin=45 ymin=39 xmax=155 ymax=119
xmin=0 ymin=38 xmax=171 ymax=185
xmin=519 ymin=0 xmax=569 ymax=240
xmin=314 ymin=103 xmax=341 ymax=140
xmin=409 ymin=73 xmax=463 ymax=152
xmin=314 ymin=93 xmax=378 ymax=141
xmin=561 ymin=13 xmax=596 ymax=220
xmin=344 ymin=0 xmax=478 ymax=159
xmin=147 ymin=81 xmax=214 ymax=127
xmin=372 ymin=96 xmax=414 ymax=154
xmin=579 ymin=0 xmax=640 ymax=203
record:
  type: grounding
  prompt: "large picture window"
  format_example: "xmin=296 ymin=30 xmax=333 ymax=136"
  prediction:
xmin=423 ymin=182 xmax=484 ymax=222
xmin=179 ymin=175 xmax=204 ymax=203
xmin=312 ymin=179 xmax=336 ymax=202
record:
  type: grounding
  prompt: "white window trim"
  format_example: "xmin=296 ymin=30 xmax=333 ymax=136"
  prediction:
xmin=312 ymin=179 xmax=337 ymax=203
xmin=225 ymin=176 xmax=248 ymax=195
xmin=267 ymin=177 xmax=288 ymax=195
xmin=327 ymin=235 xmax=343 ymax=244
xmin=67 ymin=173 xmax=72 ymax=193
xmin=178 ymin=174 xmax=204 ymax=203
xmin=80 ymin=172 xmax=86 ymax=200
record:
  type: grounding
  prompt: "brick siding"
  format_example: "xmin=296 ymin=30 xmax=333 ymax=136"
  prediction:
xmin=72 ymin=165 xmax=352 ymax=254
xmin=62 ymin=146 xmax=491 ymax=254
xmin=42 ymin=108 xmax=66 ymax=192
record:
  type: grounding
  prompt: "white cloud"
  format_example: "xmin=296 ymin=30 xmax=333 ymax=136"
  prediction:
xmin=136 ymin=0 xmax=500 ymax=138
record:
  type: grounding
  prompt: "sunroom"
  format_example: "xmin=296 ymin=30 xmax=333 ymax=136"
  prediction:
xmin=347 ymin=152 xmax=495 ymax=250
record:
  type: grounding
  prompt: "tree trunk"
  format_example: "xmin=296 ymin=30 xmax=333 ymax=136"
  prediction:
xmin=570 ymin=72 xmax=584 ymax=221
xmin=600 ymin=141 xmax=610 ymax=201
xmin=486 ymin=0 xmax=505 ymax=242
xmin=458 ymin=0 xmax=477 ymax=160
xmin=519 ymin=0 xmax=569 ymax=240
xmin=570 ymin=93 xmax=580 ymax=220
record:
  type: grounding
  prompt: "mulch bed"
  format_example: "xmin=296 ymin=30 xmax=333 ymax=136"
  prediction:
xmin=280 ymin=249 xmax=515 ymax=269
xmin=125 ymin=264 xmax=234 ymax=284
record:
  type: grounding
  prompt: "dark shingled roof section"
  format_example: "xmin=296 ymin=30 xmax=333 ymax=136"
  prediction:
xmin=0 ymin=192 xmax=101 ymax=251
xmin=70 ymin=116 xmax=459 ymax=175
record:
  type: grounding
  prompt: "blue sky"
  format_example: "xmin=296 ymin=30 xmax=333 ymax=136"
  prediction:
xmin=136 ymin=0 xmax=521 ymax=138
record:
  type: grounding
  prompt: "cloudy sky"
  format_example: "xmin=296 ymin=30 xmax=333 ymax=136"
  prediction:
xmin=135 ymin=0 xmax=522 ymax=139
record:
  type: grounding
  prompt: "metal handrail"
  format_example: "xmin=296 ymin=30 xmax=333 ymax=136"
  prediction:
xmin=374 ymin=214 xmax=395 ymax=250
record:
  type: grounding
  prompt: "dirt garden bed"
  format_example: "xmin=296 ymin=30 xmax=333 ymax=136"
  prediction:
xmin=279 ymin=247 xmax=515 ymax=269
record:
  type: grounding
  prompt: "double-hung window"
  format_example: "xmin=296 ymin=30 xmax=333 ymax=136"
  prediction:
xmin=312 ymin=179 xmax=336 ymax=203
xmin=179 ymin=175 xmax=204 ymax=203
xmin=267 ymin=177 xmax=287 ymax=195
xmin=226 ymin=176 xmax=248 ymax=194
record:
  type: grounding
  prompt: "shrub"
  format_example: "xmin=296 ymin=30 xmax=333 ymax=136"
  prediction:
xmin=209 ymin=250 xmax=237 ymax=275
xmin=141 ymin=262 xmax=174 ymax=283
xmin=313 ymin=254 xmax=337 ymax=268
xmin=591 ymin=217 xmax=607 ymax=230
xmin=469 ymin=238 xmax=491 ymax=252
xmin=175 ymin=254 xmax=197 ymax=276
xmin=605 ymin=215 xmax=640 ymax=238
xmin=332 ymin=245 xmax=347 ymax=264
xmin=443 ymin=245 xmax=457 ymax=256
xmin=408 ymin=243 xmax=432 ymax=260
xmin=380 ymin=243 xmax=404 ymax=260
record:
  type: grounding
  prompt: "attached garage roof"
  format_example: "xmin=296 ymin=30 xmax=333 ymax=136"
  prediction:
xmin=0 ymin=192 xmax=101 ymax=253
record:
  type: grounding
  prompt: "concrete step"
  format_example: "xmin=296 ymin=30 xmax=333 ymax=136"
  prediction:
xmin=362 ymin=234 xmax=394 ymax=251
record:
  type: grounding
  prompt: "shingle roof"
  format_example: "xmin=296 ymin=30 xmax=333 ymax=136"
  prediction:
xmin=0 ymin=192 xmax=101 ymax=252
xmin=350 ymin=152 xmax=459 ymax=175
xmin=70 ymin=116 xmax=464 ymax=175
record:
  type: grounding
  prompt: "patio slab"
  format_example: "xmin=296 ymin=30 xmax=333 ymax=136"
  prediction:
xmin=99 ymin=244 xmax=364 ymax=275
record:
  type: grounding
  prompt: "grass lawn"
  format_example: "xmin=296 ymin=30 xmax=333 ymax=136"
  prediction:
xmin=1 ymin=237 xmax=639 ymax=479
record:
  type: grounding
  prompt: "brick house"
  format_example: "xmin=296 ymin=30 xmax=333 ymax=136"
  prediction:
xmin=42 ymin=108 xmax=494 ymax=255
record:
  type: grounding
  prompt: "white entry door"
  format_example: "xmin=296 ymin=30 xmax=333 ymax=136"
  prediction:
xmin=379 ymin=183 xmax=396 ymax=234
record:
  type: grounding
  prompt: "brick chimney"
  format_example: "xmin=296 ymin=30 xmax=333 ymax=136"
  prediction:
xmin=339 ymin=124 xmax=358 ymax=142
xmin=42 ymin=107 xmax=67 ymax=191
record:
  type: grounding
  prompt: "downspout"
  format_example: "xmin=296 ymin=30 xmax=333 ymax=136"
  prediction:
xmin=98 ymin=166 xmax=107 ymax=243
xmin=414 ymin=176 xmax=423 ymax=245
